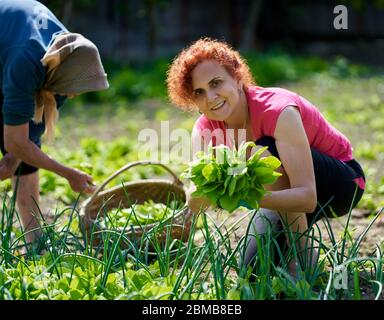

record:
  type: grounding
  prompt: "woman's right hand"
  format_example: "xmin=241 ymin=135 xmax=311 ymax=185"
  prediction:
xmin=65 ymin=168 xmax=96 ymax=194
xmin=187 ymin=195 xmax=211 ymax=214
xmin=0 ymin=153 xmax=21 ymax=180
xmin=186 ymin=183 xmax=211 ymax=214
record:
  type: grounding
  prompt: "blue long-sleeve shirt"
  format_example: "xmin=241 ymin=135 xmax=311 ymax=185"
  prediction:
xmin=0 ymin=0 xmax=67 ymax=144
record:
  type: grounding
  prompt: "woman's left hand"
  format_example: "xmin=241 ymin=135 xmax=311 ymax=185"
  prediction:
xmin=65 ymin=167 xmax=96 ymax=194
xmin=0 ymin=153 xmax=21 ymax=180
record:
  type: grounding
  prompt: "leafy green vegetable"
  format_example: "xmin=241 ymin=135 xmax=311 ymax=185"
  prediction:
xmin=98 ymin=200 xmax=183 ymax=229
xmin=182 ymin=142 xmax=282 ymax=212
xmin=0 ymin=257 xmax=214 ymax=300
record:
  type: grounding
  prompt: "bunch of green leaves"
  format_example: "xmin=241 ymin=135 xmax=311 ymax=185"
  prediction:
xmin=0 ymin=256 xmax=210 ymax=300
xmin=182 ymin=142 xmax=282 ymax=212
xmin=99 ymin=200 xmax=183 ymax=229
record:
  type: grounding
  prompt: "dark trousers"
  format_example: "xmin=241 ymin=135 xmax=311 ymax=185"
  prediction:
xmin=0 ymin=92 xmax=39 ymax=176
xmin=240 ymin=136 xmax=365 ymax=270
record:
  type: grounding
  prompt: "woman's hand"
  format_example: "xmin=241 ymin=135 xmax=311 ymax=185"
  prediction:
xmin=0 ymin=153 xmax=21 ymax=180
xmin=65 ymin=168 xmax=96 ymax=194
xmin=188 ymin=195 xmax=211 ymax=214
xmin=186 ymin=183 xmax=211 ymax=214
xmin=3 ymin=123 xmax=97 ymax=194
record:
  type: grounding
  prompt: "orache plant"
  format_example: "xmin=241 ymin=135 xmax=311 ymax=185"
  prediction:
xmin=182 ymin=142 xmax=282 ymax=212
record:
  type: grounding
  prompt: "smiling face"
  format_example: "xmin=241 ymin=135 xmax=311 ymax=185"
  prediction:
xmin=191 ymin=59 xmax=243 ymax=122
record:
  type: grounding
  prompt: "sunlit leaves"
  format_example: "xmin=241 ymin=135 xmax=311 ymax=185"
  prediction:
xmin=98 ymin=200 xmax=183 ymax=229
xmin=183 ymin=142 xmax=282 ymax=212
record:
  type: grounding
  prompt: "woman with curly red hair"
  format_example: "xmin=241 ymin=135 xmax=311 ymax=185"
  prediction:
xmin=166 ymin=38 xmax=365 ymax=276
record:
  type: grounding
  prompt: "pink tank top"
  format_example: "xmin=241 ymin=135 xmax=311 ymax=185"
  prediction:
xmin=194 ymin=86 xmax=365 ymax=189
xmin=195 ymin=86 xmax=353 ymax=161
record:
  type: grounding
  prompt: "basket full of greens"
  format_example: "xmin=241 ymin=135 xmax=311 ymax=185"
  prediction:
xmin=182 ymin=142 xmax=282 ymax=212
xmin=80 ymin=161 xmax=192 ymax=247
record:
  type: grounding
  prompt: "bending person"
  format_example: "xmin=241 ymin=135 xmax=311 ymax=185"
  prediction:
xmin=0 ymin=0 xmax=109 ymax=244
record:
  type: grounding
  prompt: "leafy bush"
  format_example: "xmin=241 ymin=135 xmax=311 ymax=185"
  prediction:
xmin=182 ymin=142 xmax=282 ymax=212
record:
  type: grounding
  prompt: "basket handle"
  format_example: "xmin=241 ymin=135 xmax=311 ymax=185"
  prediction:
xmin=86 ymin=160 xmax=183 ymax=206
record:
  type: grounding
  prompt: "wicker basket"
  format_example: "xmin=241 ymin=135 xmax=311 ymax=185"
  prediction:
xmin=79 ymin=161 xmax=192 ymax=248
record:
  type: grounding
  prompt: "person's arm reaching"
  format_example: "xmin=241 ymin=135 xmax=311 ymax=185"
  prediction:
xmin=187 ymin=126 xmax=211 ymax=214
xmin=0 ymin=153 xmax=21 ymax=180
xmin=4 ymin=122 xmax=95 ymax=193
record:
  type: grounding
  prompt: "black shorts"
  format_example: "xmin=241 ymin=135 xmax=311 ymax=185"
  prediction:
xmin=256 ymin=136 xmax=365 ymax=225
xmin=0 ymin=92 xmax=39 ymax=176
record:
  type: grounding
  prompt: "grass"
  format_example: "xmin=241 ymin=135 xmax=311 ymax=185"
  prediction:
xmin=1 ymin=189 xmax=383 ymax=300
xmin=0 ymin=51 xmax=383 ymax=299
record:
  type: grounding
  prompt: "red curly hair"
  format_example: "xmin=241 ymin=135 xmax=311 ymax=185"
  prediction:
xmin=166 ymin=37 xmax=256 ymax=112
